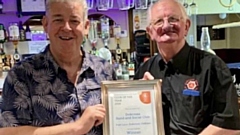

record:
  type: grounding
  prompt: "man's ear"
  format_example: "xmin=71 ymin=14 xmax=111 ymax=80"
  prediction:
xmin=42 ymin=16 xmax=48 ymax=33
xmin=146 ymin=26 xmax=154 ymax=40
xmin=184 ymin=19 xmax=191 ymax=36
xmin=83 ymin=19 xmax=90 ymax=36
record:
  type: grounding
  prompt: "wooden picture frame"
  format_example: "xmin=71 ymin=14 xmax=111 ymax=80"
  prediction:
xmin=101 ymin=79 xmax=165 ymax=135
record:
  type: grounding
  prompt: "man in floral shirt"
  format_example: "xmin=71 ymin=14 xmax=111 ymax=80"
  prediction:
xmin=0 ymin=0 xmax=116 ymax=135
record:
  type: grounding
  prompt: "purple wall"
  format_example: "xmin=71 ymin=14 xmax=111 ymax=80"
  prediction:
xmin=0 ymin=0 xmax=31 ymax=27
xmin=0 ymin=0 xmax=129 ymax=31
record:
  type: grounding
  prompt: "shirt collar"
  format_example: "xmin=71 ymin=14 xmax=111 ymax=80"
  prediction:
xmin=157 ymin=42 xmax=191 ymax=74
xmin=42 ymin=45 xmax=96 ymax=74
xmin=80 ymin=51 xmax=96 ymax=75
xmin=171 ymin=42 xmax=190 ymax=73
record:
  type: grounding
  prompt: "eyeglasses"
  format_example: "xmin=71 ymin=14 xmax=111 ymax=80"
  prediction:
xmin=150 ymin=16 xmax=183 ymax=27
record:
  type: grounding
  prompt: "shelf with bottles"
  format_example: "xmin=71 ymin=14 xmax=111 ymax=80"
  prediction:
xmin=0 ymin=18 xmax=49 ymax=59
xmin=87 ymin=14 xmax=129 ymax=46
xmin=0 ymin=40 xmax=50 ymax=73
xmin=7 ymin=28 xmax=48 ymax=43
xmin=85 ymin=13 xmax=134 ymax=79
xmin=111 ymin=50 xmax=136 ymax=80
xmin=83 ymin=37 xmax=129 ymax=50
xmin=114 ymin=59 xmax=136 ymax=81
xmin=85 ymin=13 xmax=131 ymax=65
xmin=1 ymin=18 xmax=48 ymax=43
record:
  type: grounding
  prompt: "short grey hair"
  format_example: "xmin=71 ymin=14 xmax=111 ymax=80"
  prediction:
xmin=45 ymin=0 xmax=88 ymax=20
xmin=147 ymin=0 xmax=189 ymax=25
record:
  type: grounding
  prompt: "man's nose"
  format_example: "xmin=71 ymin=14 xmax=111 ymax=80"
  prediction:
xmin=62 ymin=22 xmax=72 ymax=31
xmin=161 ymin=20 xmax=172 ymax=30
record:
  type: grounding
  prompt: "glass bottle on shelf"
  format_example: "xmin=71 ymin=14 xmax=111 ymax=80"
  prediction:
xmin=122 ymin=59 xmax=129 ymax=80
xmin=3 ymin=55 xmax=10 ymax=71
xmin=0 ymin=24 xmax=6 ymax=55
xmin=25 ymin=24 xmax=32 ymax=41
xmin=10 ymin=55 xmax=14 ymax=68
xmin=0 ymin=24 xmax=5 ymax=75
xmin=114 ymin=24 xmax=122 ymax=55
xmin=9 ymin=22 xmax=21 ymax=64
xmin=115 ymin=58 xmax=122 ymax=80
xmin=19 ymin=21 xmax=26 ymax=41
xmin=99 ymin=16 xmax=112 ymax=64
xmin=9 ymin=22 xmax=20 ymax=45
xmin=200 ymin=27 xmax=216 ymax=55
xmin=88 ymin=19 xmax=99 ymax=56
xmin=100 ymin=16 xmax=110 ymax=48
xmin=128 ymin=58 xmax=135 ymax=79
xmin=13 ymin=48 xmax=21 ymax=63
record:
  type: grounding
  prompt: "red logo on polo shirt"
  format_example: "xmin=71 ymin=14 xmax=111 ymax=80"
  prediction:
xmin=184 ymin=79 xmax=199 ymax=90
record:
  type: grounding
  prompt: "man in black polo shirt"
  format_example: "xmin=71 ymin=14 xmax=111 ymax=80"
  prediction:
xmin=134 ymin=0 xmax=240 ymax=134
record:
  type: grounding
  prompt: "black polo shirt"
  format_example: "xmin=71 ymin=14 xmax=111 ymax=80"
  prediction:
xmin=134 ymin=43 xmax=240 ymax=135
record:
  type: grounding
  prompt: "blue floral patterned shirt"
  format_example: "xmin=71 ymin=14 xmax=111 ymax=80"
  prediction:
xmin=0 ymin=45 xmax=116 ymax=135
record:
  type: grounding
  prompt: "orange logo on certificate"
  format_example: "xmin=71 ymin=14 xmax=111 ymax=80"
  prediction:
xmin=139 ymin=91 xmax=151 ymax=104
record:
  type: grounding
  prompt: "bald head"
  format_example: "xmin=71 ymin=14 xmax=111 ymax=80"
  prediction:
xmin=148 ymin=0 xmax=188 ymax=25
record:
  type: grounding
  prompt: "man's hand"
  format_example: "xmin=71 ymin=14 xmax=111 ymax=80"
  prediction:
xmin=0 ymin=104 xmax=106 ymax=135
xmin=75 ymin=104 xmax=106 ymax=134
xmin=142 ymin=72 xmax=154 ymax=80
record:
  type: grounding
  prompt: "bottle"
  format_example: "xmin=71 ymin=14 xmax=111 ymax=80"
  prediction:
xmin=10 ymin=54 xmax=14 ymax=68
xmin=0 ymin=23 xmax=5 ymax=43
xmin=100 ymin=16 xmax=110 ymax=47
xmin=88 ymin=18 xmax=98 ymax=55
xmin=114 ymin=24 xmax=122 ymax=55
xmin=25 ymin=24 xmax=32 ymax=41
xmin=0 ymin=24 xmax=5 ymax=75
xmin=115 ymin=59 xmax=122 ymax=80
xmin=9 ymin=22 xmax=20 ymax=41
xmin=0 ymin=24 xmax=6 ymax=63
xmin=128 ymin=58 xmax=135 ymax=79
xmin=88 ymin=19 xmax=98 ymax=44
xmin=122 ymin=59 xmax=129 ymax=80
xmin=13 ymin=48 xmax=21 ymax=64
xmin=200 ymin=27 xmax=215 ymax=55
xmin=4 ymin=28 xmax=9 ymax=42
xmin=19 ymin=21 xmax=25 ymax=41
xmin=4 ymin=54 xmax=10 ymax=70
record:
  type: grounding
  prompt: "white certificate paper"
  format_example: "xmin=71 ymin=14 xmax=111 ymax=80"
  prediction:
xmin=108 ymin=87 xmax=157 ymax=135
xmin=102 ymin=80 xmax=164 ymax=135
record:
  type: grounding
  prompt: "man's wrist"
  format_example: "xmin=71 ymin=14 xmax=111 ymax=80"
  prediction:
xmin=69 ymin=122 xmax=84 ymax=135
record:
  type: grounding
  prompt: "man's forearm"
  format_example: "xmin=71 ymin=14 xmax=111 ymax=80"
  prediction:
xmin=199 ymin=124 xmax=240 ymax=135
xmin=0 ymin=123 xmax=81 ymax=135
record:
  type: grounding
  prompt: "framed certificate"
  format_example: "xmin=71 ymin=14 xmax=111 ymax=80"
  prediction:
xmin=101 ymin=79 xmax=165 ymax=135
